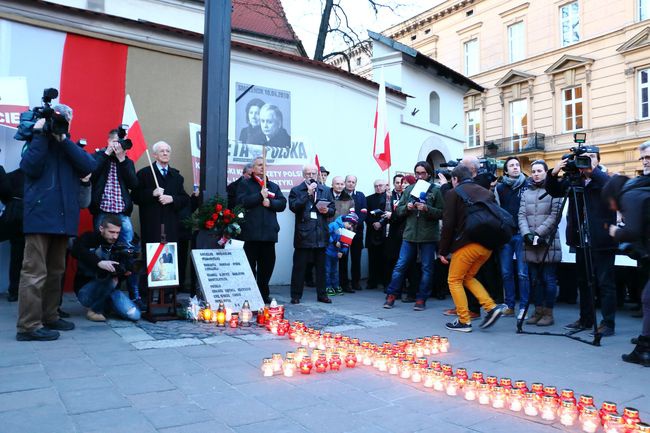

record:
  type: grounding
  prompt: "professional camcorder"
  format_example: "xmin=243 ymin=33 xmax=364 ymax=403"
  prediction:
xmin=478 ymin=158 xmax=498 ymax=178
xmin=116 ymin=124 xmax=133 ymax=150
xmin=108 ymin=244 xmax=143 ymax=277
xmin=435 ymin=160 xmax=459 ymax=179
xmin=561 ymin=133 xmax=597 ymax=174
xmin=14 ymin=88 xmax=69 ymax=141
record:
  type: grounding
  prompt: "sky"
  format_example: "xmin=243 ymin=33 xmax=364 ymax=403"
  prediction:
xmin=280 ymin=0 xmax=446 ymax=57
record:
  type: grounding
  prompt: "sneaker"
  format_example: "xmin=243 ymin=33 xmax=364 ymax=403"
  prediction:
xmin=326 ymin=287 xmax=336 ymax=297
xmin=443 ymin=308 xmax=457 ymax=316
xmin=445 ymin=319 xmax=472 ymax=333
xmin=317 ymin=296 xmax=332 ymax=304
xmin=413 ymin=301 xmax=425 ymax=311
xmin=16 ymin=327 xmax=60 ymax=341
xmin=502 ymin=308 xmax=515 ymax=317
xmin=563 ymin=319 xmax=591 ymax=331
xmin=590 ymin=324 xmax=615 ymax=337
xmin=401 ymin=295 xmax=416 ymax=303
xmin=43 ymin=319 xmax=75 ymax=331
xmin=86 ymin=310 xmax=106 ymax=322
xmin=517 ymin=309 xmax=528 ymax=320
xmin=480 ymin=304 xmax=506 ymax=329
xmin=384 ymin=294 xmax=397 ymax=309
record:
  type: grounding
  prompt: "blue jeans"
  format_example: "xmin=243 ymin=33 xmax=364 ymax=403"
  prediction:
xmin=77 ymin=278 xmax=140 ymax=321
xmin=528 ymin=263 xmax=558 ymax=309
xmin=499 ymin=234 xmax=529 ymax=310
xmin=386 ymin=241 xmax=436 ymax=302
xmin=325 ymin=254 xmax=340 ymax=288
xmin=94 ymin=213 xmax=140 ymax=299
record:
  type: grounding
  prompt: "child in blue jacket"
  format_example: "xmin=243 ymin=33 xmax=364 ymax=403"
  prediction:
xmin=325 ymin=213 xmax=358 ymax=296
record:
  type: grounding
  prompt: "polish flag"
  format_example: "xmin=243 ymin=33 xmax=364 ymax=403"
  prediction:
xmin=339 ymin=228 xmax=356 ymax=246
xmin=315 ymin=154 xmax=321 ymax=172
xmin=122 ymin=94 xmax=147 ymax=161
xmin=373 ymin=71 xmax=391 ymax=171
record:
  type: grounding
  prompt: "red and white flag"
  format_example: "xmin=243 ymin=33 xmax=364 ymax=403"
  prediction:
xmin=339 ymin=228 xmax=356 ymax=246
xmin=122 ymin=94 xmax=147 ymax=161
xmin=373 ymin=71 xmax=391 ymax=171
xmin=315 ymin=154 xmax=321 ymax=171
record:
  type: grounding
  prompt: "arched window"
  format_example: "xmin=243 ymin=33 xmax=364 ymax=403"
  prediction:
xmin=429 ymin=91 xmax=440 ymax=125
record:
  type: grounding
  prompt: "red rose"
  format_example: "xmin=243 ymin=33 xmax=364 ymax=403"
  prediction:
xmin=205 ymin=220 xmax=215 ymax=229
xmin=215 ymin=204 xmax=223 ymax=212
xmin=211 ymin=213 xmax=219 ymax=221
xmin=224 ymin=216 xmax=232 ymax=224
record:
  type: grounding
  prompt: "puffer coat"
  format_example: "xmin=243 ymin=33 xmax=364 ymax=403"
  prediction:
xmin=518 ymin=179 xmax=562 ymax=263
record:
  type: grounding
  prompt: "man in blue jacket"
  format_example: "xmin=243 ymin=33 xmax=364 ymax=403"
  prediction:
xmin=546 ymin=147 xmax=617 ymax=336
xmin=16 ymin=105 xmax=96 ymax=341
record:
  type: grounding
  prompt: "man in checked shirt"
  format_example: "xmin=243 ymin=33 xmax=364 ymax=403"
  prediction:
xmin=88 ymin=128 xmax=140 ymax=303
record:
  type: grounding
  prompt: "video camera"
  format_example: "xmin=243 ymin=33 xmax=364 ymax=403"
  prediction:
xmin=561 ymin=133 xmax=596 ymax=174
xmin=478 ymin=158 xmax=498 ymax=179
xmin=435 ymin=160 xmax=459 ymax=179
xmin=14 ymin=88 xmax=69 ymax=141
xmin=108 ymin=244 xmax=143 ymax=277
xmin=116 ymin=124 xmax=133 ymax=150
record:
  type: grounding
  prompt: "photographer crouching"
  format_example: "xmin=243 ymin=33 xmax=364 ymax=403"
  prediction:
xmin=72 ymin=215 xmax=141 ymax=322
xmin=546 ymin=140 xmax=617 ymax=336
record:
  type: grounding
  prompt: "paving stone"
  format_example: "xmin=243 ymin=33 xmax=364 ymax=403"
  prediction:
xmin=141 ymin=402 xmax=212 ymax=429
xmin=43 ymin=356 xmax=104 ymax=380
xmin=167 ymin=372 xmax=231 ymax=394
xmin=0 ymin=369 xmax=52 ymax=393
xmin=159 ymin=420 xmax=236 ymax=433
xmin=52 ymin=375 xmax=114 ymax=392
xmin=0 ymin=387 xmax=61 ymax=413
xmin=232 ymin=417 xmax=311 ymax=433
xmin=133 ymin=338 xmax=204 ymax=350
xmin=0 ymin=404 xmax=74 ymax=433
xmin=109 ymin=371 xmax=176 ymax=395
xmin=60 ymin=387 xmax=130 ymax=414
xmin=127 ymin=389 xmax=190 ymax=409
xmin=199 ymin=395 xmax=282 ymax=427
xmin=285 ymin=401 xmax=364 ymax=433
xmin=236 ymin=381 xmax=320 ymax=412
xmin=86 ymin=349 xmax=144 ymax=367
xmin=72 ymin=407 xmax=157 ymax=433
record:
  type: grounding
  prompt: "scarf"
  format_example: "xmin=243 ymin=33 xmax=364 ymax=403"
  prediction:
xmin=502 ymin=173 xmax=526 ymax=190
xmin=253 ymin=175 xmax=275 ymax=198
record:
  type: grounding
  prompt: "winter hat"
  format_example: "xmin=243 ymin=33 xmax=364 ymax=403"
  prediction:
xmin=343 ymin=213 xmax=359 ymax=225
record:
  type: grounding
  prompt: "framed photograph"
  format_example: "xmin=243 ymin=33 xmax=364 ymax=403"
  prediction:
xmin=146 ymin=242 xmax=179 ymax=288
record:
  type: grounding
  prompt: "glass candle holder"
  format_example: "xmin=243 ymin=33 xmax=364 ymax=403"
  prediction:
xmin=314 ymin=354 xmax=328 ymax=373
xmin=561 ymin=389 xmax=576 ymax=405
xmin=423 ymin=368 xmax=435 ymax=388
xmin=441 ymin=364 xmax=453 ymax=377
xmin=464 ymin=380 xmax=477 ymax=401
xmin=229 ymin=313 xmax=239 ymax=328
xmin=472 ymin=371 xmax=484 ymax=384
xmin=515 ymin=380 xmax=528 ymax=393
xmin=524 ymin=392 xmax=539 ymax=417
xmin=578 ymin=395 xmax=595 ymax=415
xmin=345 ymin=351 xmax=357 ymax=368
xmin=622 ymin=407 xmax=640 ymax=432
xmin=240 ymin=301 xmax=252 ymax=327
xmin=478 ymin=383 xmax=491 ymax=405
xmin=600 ymin=402 xmax=618 ymax=425
xmin=202 ymin=306 xmax=212 ymax=322
xmin=604 ymin=414 xmax=625 ymax=433
xmin=559 ymin=400 xmax=579 ymax=427
xmin=271 ymin=353 xmax=283 ymax=373
xmin=439 ymin=337 xmax=449 ymax=352
xmin=399 ymin=360 xmax=412 ymax=379
xmin=491 ymin=386 xmax=506 ymax=409
xmin=282 ymin=359 xmax=296 ymax=377
xmin=261 ymin=358 xmax=274 ymax=377
xmin=388 ymin=358 xmax=399 ymax=375
xmin=541 ymin=395 xmax=558 ymax=421
xmin=486 ymin=375 xmax=498 ymax=389
xmin=329 ymin=354 xmax=342 ymax=372
xmin=580 ymin=406 xmax=600 ymax=433
xmin=431 ymin=361 xmax=442 ymax=371
xmin=509 ymin=389 xmax=523 ymax=412
xmin=411 ymin=364 xmax=423 ymax=383
xmin=216 ymin=305 xmax=226 ymax=327
xmin=299 ymin=358 xmax=312 ymax=375
xmin=433 ymin=370 xmax=446 ymax=392
xmin=499 ymin=378 xmax=512 ymax=390
xmin=634 ymin=422 xmax=650 ymax=433
xmin=295 ymin=347 xmax=307 ymax=363
xmin=445 ymin=376 xmax=459 ymax=396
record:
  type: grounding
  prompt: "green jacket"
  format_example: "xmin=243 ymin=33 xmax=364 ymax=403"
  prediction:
xmin=395 ymin=181 xmax=444 ymax=242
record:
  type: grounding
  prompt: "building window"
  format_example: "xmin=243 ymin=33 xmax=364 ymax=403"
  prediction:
xmin=508 ymin=22 xmax=525 ymax=63
xmin=464 ymin=38 xmax=479 ymax=75
xmin=560 ymin=2 xmax=580 ymax=47
xmin=563 ymin=86 xmax=583 ymax=132
xmin=466 ymin=109 xmax=481 ymax=148
xmin=356 ymin=57 xmax=361 ymax=66
xmin=510 ymin=99 xmax=528 ymax=151
xmin=429 ymin=92 xmax=440 ymax=124
xmin=640 ymin=68 xmax=650 ymax=119
xmin=641 ymin=0 xmax=649 ymax=21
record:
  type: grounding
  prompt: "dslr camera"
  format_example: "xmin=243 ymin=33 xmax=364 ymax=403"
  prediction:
xmin=561 ymin=133 xmax=597 ymax=174
xmin=14 ymin=88 xmax=69 ymax=141
xmin=116 ymin=124 xmax=133 ymax=150
xmin=108 ymin=244 xmax=143 ymax=277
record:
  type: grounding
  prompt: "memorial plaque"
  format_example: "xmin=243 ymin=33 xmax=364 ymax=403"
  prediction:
xmin=191 ymin=249 xmax=265 ymax=311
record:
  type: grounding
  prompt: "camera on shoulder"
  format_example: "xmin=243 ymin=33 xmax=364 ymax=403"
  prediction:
xmin=116 ymin=124 xmax=133 ymax=150
xmin=14 ymin=88 xmax=69 ymax=141
xmin=561 ymin=133 xmax=597 ymax=174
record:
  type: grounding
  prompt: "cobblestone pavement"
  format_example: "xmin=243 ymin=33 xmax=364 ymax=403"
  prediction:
xmin=0 ymin=285 xmax=647 ymax=433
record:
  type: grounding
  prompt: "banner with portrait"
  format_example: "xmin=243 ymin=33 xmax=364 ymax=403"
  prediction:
xmin=146 ymin=242 xmax=180 ymax=288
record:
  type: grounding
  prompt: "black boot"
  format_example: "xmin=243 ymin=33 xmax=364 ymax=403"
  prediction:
xmin=622 ymin=336 xmax=650 ymax=367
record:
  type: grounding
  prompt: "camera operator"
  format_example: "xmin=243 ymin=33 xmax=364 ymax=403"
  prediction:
xmin=602 ymin=172 xmax=650 ymax=365
xmin=89 ymin=128 xmax=140 ymax=303
xmin=16 ymin=105 xmax=96 ymax=342
xmin=365 ymin=179 xmax=391 ymax=290
xmin=546 ymin=146 xmax=618 ymax=336
xmin=72 ymin=214 xmax=141 ymax=322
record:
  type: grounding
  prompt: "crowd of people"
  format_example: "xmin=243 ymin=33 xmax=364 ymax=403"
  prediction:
xmin=1 ymin=104 xmax=648 ymax=368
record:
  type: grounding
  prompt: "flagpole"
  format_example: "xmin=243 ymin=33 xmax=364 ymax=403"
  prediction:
xmin=262 ymin=145 xmax=267 ymax=188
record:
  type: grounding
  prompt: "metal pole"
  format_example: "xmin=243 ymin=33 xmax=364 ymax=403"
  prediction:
xmin=200 ymin=0 xmax=231 ymax=201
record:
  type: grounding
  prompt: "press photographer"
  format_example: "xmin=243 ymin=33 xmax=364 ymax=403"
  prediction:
xmin=90 ymin=126 xmax=140 ymax=304
xmin=15 ymin=98 xmax=96 ymax=342
xmin=72 ymin=214 xmax=141 ymax=322
xmin=546 ymin=135 xmax=617 ymax=336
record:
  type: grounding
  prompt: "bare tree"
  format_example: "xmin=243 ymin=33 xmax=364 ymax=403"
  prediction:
xmin=313 ymin=0 xmax=398 ymax=62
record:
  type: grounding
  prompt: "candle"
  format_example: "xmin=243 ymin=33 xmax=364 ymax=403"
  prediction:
xmin=345 ymin=351 xmax=357 ymax=368
xmin=299 ymin=358 xmax=312 ymax=375
xmin=581 ymin=406 xmax=600 ymax=433
xmin=229 ymin=313 xmax=239 ymax=328
xmin=256 ymin=308 xmax=265 ymax=326
xmin=623 ymin=407 xmax=640 ymax=432
xmin=601 ymin=402 xmax=618 ymax=426
xmin=478 ymin=384 xmax=490 ymax=405
xmin=604 ymin=414 xmax=624 ymax=433
xmin=559 ymin=400 xmax=579 ymax=426
xmin=472 ymin=371 xmax=484 ymax=384
xmin=515 ymin=380 xmax=528 ymax=393
xmin=634 ymin=422 xmax=650 ymax=433
xmin=541 ymin=395 xmax=557 ymax=421
xmin=240 ymin=301 xmax=252 ymax=327
xmin=388 ymin=358 xmax=399 ymax=375
xmin=411 ymin=364 xmax=422 ymax=383
xmin=423 ymin=368 xmax=435 ymax=388
xmin=329 ymin=354 xmax=342 ymax=372
xmin=282 ymin=359 xmax=295 ymax=377
xmin=578 ymin=395 xmax=595 ymax=415
xmin=315 ymin=354 xmax=328 ymax=373
xmin=400 ymin=360 xmax=412 ymax=379
xmin=464 ymin=380 xmax=477 ymax=401
xmin=491 ymin=386 xmax=505 ymax=408
xmin=433 ymin=371 xmax=446 ymax=392
xmin=509 ymin=389 xmax=523 ymax=412
xmin=439 ymin=337 xmax=449 ymax=352
xmin=524 ymin=392 xmax=539 ymax=417
xmin=261 ymin=358 xmax=274 ymax=377
xmin=445 ymin=376 xmax=458 ymax=396
xmin=271 ymin=353 xmax=283 ymax=373
xmin=202 ymin=305 xmax=212 ymax=322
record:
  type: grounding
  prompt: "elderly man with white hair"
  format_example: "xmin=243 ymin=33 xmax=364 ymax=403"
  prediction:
xmin=16 ymin=104 xmax=96 ymax=341
xmin=133 ymin=140 xmax=190 ymax=276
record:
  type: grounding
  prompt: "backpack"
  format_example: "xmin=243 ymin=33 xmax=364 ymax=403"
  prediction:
xmin=455 ymin=184 xmax=516 ymax=250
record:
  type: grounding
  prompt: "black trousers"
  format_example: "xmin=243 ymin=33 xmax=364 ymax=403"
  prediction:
xmin=291 ymin=248 xmax=326 ymax=300
xmin=340 ymin=235 xmax=362 ymax=289
xmin=8 ymin=236 xmax=25 ymax=298
xmin=244 ymin=241 xmax=276 ymax=302
xmin=367 ymin=243 xmax=388 ymax=288
xmin=576 ymin=248 xmax=616 ymax=328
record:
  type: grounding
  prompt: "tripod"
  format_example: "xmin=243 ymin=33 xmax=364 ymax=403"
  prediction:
xmin=516 ymin=176 xmax=602 ymax=347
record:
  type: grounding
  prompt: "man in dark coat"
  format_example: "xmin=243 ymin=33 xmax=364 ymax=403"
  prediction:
xmin=365 ymin=179 xmax=390 ymax=290
xmin=546 ymin=147 xmax=617 ymax=336
xmin=16 ymin=106 xmax=96 ymax=341
xmin=89 ymin=128 xmax=140 ymax=299
xmin=132 ymin=141 xmax=190 ymax=293
xmin=237 ymin=157 xmax=287 ymax=304
xmin=227 ymin=162 xmax=253 ymax=208
xmin=0 ymin=166 xmax=24 ymax=302
xmin=289 ymin=163 xmax=335 ymax=304
xmin=339 ymin=174 xmax=367 ymax=292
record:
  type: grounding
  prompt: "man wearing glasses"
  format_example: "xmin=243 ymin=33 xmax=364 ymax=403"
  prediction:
xmin=383 ymin=161 xmax=444 ymax=311
xmin=640 ymin=141 xmax=650 ymax=176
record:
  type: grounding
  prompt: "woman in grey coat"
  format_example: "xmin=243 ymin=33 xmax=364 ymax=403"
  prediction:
xmin=518 ymin=161 xmax=562 ymax=326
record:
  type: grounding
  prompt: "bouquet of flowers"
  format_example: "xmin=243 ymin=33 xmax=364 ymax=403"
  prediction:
xmin=188 ymin=196 xmax=244 ymax=247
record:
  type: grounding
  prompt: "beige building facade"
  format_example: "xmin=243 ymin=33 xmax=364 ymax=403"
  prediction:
xmin=384 ymin=0 xmax=650 ymax=174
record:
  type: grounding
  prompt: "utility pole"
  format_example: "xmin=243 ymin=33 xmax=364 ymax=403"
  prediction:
xmin=200 ymin=0 xmax=231 ymax=200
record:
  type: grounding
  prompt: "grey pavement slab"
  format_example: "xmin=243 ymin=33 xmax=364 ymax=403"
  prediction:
xmin=0 ymin=290 xmax=648 ymax=433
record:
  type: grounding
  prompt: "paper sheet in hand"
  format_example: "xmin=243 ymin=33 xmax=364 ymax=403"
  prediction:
xmin=410 ymin=179 xmax=431 ymax=199
xmin=315 ymin=199 xmax=330 ymax=211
